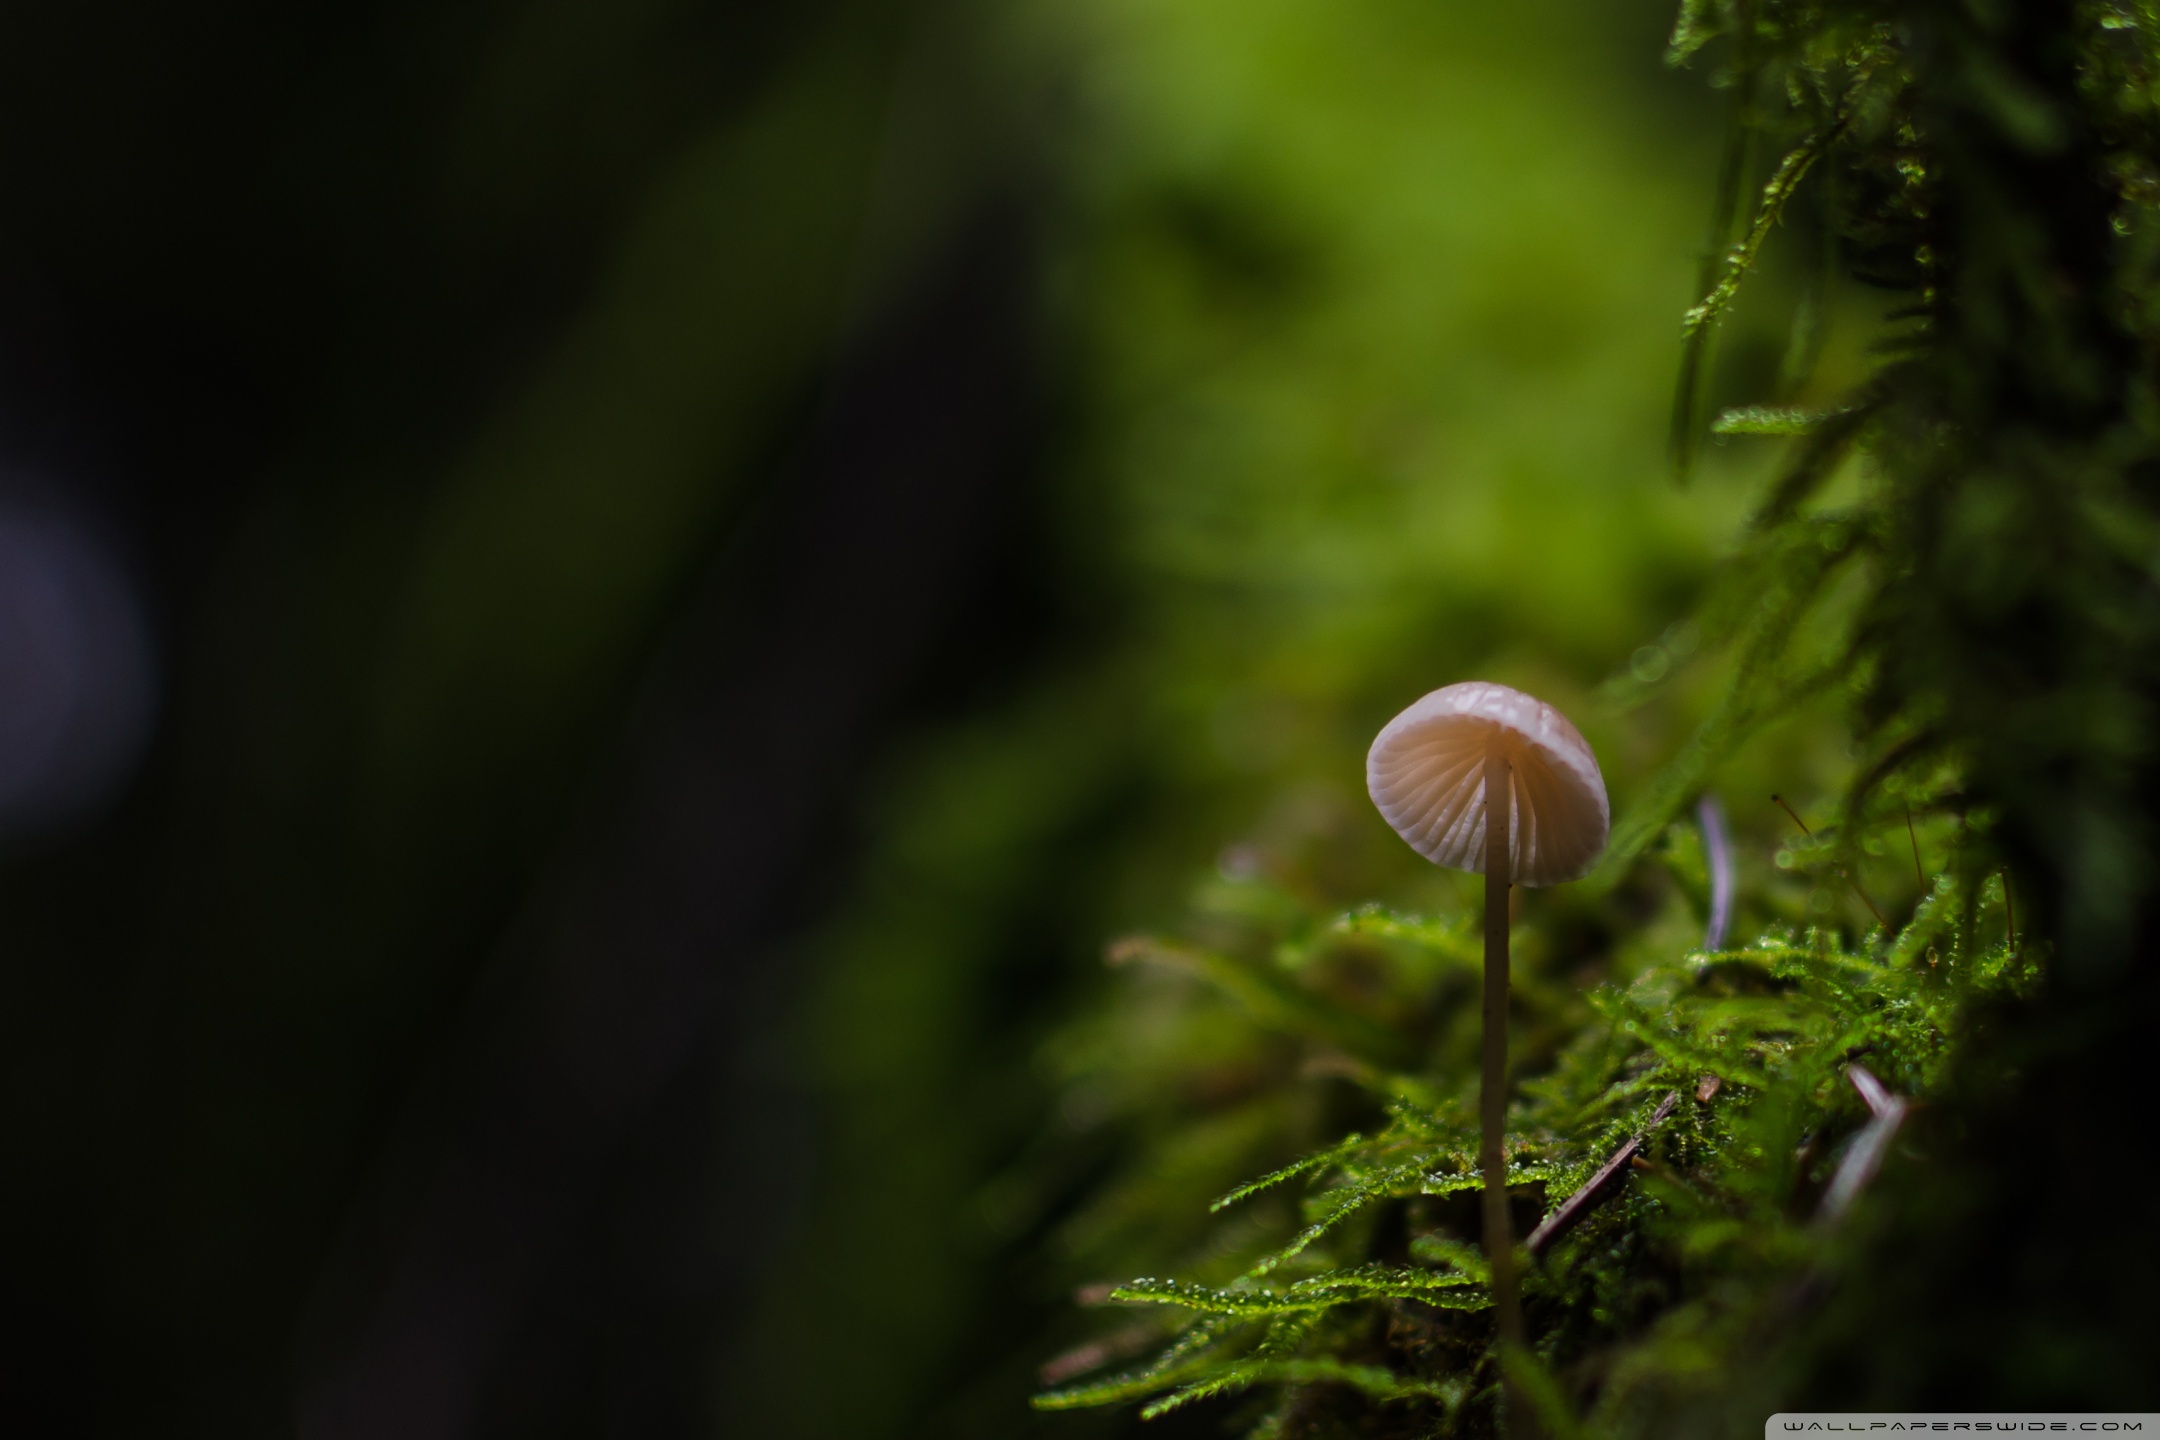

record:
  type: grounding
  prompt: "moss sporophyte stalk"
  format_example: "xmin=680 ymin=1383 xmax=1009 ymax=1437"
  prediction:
xmin=1028 ymin=0 xmax=2153 ymax=1431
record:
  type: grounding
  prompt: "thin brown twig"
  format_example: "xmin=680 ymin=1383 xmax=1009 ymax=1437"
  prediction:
xmin=1771 ymin=793 xmax=1888 ymax=928
xmin=1905 ymin=807 xmax=1925 ymax=891
xmin=1525 ymin=1090 xmax=1683 ymax=1258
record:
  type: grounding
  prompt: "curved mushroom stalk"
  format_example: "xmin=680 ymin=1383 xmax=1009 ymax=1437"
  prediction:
xmin=1367 ymin=682 xmax=1609 ymax=1430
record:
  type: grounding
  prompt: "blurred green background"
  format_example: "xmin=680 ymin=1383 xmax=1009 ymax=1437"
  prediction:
xmin=0 ymin=0 xmax=1874 ymax=1435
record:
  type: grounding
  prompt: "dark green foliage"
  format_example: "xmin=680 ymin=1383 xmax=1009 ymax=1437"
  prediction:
xmin=1033 ymin=821 xmax=2022 ymax=1435
xmin=1035 ymin=0 xmax=2160 ymax=1431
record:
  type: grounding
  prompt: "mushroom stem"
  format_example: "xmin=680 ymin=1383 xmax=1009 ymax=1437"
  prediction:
xmin=1480 ymin=749 xmax=1530 ymax=1425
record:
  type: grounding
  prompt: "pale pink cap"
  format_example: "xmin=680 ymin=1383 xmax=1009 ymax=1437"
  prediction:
xmin=1366 ymin=680 xmax=1609 ymax=885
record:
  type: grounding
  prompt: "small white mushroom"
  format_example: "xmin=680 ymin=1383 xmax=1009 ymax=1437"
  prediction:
xmin=1365 ymin=680 xmax=1609 ymax=885
xmin=1364 ymin=679 xmax=1608 ymax=1392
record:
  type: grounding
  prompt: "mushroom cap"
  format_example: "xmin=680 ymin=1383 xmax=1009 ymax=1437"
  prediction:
xmin=1366 ymin=680 xmax=1609 ymax=886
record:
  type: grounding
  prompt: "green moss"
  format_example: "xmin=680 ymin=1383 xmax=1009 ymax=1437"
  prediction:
xmin=1034 ymin=810 xmax=2021 ymax=1435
